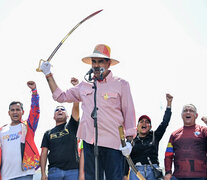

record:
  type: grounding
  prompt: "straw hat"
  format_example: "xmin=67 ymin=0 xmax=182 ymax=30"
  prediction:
xmin=82 ymin=44 xmax=119 ymax=66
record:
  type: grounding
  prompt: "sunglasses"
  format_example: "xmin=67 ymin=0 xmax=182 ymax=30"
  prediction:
xmin=55 ymin=108 xmax=66 ymax=112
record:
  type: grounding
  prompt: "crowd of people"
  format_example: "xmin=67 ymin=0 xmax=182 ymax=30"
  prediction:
xmin=0 ymin=44 xmax=206 ymax=180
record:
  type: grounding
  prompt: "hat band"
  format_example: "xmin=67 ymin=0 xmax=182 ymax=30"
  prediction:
xmin=88 ymin=53 xmax=110 ymax=59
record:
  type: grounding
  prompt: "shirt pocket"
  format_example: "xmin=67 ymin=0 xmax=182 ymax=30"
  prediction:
xmin=80 ymin=89 xmax=94 ymax=102
xmin=101 ymin=92 xmax=119 ymax=106
xmin=81 ymin=89 xmax=93 ymax=96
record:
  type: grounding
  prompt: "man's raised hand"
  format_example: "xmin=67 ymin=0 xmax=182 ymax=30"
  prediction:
xmin=27 ymin=81 xmax=36 ymax=90
xmin=166 ymin=93 xmax=173 ymax=107
xmin=71 ymin=77 xmax=79 ymax=86
xmin=40 ymin=61 xmax=51 ymax=75
xmin=201 ymin=116 xmax=207 ymax=125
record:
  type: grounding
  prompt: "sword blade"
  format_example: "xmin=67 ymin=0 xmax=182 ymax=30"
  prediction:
xmin=47 ymin=9 xmax=103 ymax=62
xmin=126 ymin=156 xmax=146 ymax=180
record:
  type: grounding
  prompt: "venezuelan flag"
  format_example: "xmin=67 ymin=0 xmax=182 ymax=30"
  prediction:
xmin=165 ymin=142 xmax=174 ymax=156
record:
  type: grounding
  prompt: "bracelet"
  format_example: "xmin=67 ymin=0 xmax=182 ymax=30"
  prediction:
xmin=46 ymin=73 xmax=53 ymax=79
xmin=32 ymin=88 xmax=37 ymax=93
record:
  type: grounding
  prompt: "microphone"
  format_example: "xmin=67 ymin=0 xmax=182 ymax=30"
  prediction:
xmin=99 ymin=67 xmax=105 ymax=80
xmin=86 ymin=68 xmax=94 ymax=81
xmin=86 ymin=68 xmax=94 ymax=75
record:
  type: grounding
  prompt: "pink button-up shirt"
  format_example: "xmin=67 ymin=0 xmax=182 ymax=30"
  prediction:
xmin=53 ymin=72 xmax=136 ymax=150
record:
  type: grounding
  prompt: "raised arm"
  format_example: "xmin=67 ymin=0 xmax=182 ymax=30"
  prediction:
xmin=27 ymin=81 xmax=40 ymax=132
xmin=155 ymin=94 xmax=173 ymax=140
xmin=27 ymin=81 xmax=37 ymax=94
xmin=166 ymin=93 xmax=173 ymax=108
xmin=201 ymin=116 xmax=207 ymax=125
xmin=40 ymin=61 xmax=58 ymax=93
xmin=40 ymin=62 xmax=81 ymax=104
xmin=70 ymin=77 xmax=80 ymax=121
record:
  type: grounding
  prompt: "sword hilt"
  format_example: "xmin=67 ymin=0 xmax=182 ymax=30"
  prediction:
xmin=118 ymin=126 xmax=126 ymax=147
xmin=118 ymin=125 xmax=146 ymax=180
xmin=36 ymin=59 xmax=46 ymax=72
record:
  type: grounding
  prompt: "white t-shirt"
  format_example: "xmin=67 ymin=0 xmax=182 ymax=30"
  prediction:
xmin=0 ymin=124 xmax=35 ymax=180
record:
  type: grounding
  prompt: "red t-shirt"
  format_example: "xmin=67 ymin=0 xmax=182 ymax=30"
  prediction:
xmin=165 ymin=124 xmax=207 ymax=178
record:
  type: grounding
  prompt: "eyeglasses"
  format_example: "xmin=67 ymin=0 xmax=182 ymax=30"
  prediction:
xmin=183 ymin=109 xmax=195 ymax=113
xmin=55 ymin=108 xmax=66 ymax=112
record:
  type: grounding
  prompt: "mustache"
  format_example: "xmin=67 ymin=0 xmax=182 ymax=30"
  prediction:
xmin=93 ymin=67 xmax=101 ymax=71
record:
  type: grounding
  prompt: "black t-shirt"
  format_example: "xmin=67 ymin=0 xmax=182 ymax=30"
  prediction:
xmin=41 ymin=116 xmax=79 ymax=170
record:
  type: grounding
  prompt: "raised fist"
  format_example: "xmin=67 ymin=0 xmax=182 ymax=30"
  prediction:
xmin=71 ymin=77 xmax=79 ymax=86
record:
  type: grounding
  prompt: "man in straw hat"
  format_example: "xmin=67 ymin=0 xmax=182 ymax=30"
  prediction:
xmin=40 ymin=44 xmax=137 ymax=180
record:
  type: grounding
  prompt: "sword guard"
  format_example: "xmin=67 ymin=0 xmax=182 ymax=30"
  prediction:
xmin=36 ymin=59 xmax=46 ymax=72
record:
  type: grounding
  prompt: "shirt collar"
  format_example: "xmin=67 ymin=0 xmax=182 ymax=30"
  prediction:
xmin=97 ymin=71 xmax=112 ymax=83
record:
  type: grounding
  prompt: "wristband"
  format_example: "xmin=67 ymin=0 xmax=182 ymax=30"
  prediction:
xmin=46 ymin=73 xmax=53 ymax=79
xmin=32 ymin=88 xmax=37 ymax=93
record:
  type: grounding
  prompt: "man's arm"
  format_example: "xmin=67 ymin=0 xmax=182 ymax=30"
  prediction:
xmin=164 ymin=135 xmax=174 ymax=179
xmin=121 ymin=80 xmax=136 ymax=138
xmin=40 ymin=61 xmax=58 ymax=93
xmin=155 ymin=94 xmax=173 ymax=140
xmin=201 ymin=116 xmax=207 ymax=125
xmin=71 ymin=77 xmax=80 ymax=121
xmin=72 ymin=103 xmax=80 ymax=121
xmin=45 ymin=74 xmax=58 ymax=93
xmin=166 ymin=93 xmax=173 ymax=108
xmin=40 ymin=147 xmax=48 ymax=180
xmin=40 ymin=62 xmax=81 ymax=104
xmin=27 ymin=81 xmax=40 ymax=132
xmin=79 ymin=148 xmax=85 ymax=180
xmin=119 ymin=81 xmax=136 ymax=157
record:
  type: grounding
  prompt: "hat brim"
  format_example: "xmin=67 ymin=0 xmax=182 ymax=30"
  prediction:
xmin=138 ymin=115 xmax=151 ymax=123
xmin=82 ymin=53 xmax=119 ymax=66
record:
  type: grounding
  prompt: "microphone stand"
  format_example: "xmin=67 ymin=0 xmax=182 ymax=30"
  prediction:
xmin=91 ymin=77 xmax=99 ymax=180
xmin=84 ymin=71 xmax=99 ymax=180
